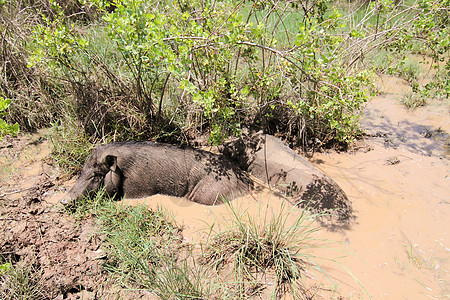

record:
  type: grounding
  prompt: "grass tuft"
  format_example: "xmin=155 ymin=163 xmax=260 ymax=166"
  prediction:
xmin=397 ymin=58 xmax=422 ymax=84
xmin=203 ymin=202 xmax=324 ymax=297
xmin=93 ymin=200 xmax=207 ymax=298
xmin=65 ymin=192 xmax=361 ymax=298
xmin=64 ymin=188 xmax=113 ymax=218
xmin=0 ymin=263 xmax=46 ymax=300
xmin=400 ymin=91 xmax=427 ymax=109
xmin=151 ymin=255 xmax=209 ymax=299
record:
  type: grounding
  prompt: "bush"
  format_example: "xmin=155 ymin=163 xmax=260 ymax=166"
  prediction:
xmin=2 ymin=0 xmax=448 ymax=160
xmin=0 ymin=0 xmax=64 ymax=132
xmin=0 ymin=97 xmax=19 ymax=139
xmin=25 ymin=0 xmax=376 ymax=147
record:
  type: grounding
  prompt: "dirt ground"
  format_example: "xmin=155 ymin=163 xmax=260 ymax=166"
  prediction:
xmin=0 ymin=72 xmax=448 ymax=299
xmin=0 ymin=136 xmax=107 ymax=299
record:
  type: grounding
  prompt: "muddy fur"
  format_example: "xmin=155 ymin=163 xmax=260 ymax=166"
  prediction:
xmin=220 ymin=133 xmax=353 ymax=225
xmin=63 ymin=141 xmax=252 ymax=206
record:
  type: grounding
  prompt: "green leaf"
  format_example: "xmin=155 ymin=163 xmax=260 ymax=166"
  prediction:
xmin=0 ymin=263 xmax=11 ymax=274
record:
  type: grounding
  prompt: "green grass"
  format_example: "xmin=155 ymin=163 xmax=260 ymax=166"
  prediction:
xmin=370 ymin=49 xmax=396 ymax=73
xmin=397 ymin=58 xmax=422 ymax=84
xmin=202 ymin=202 xmax=329 ymax=298
xmin=400 ymin=91 xmax=427 ymax=109
xmin=64 ymin=187 xmax=113 ymax=218
xmin=0 ymin=263 xmax=47 ymax=300
xmin=64 ymin=191 xmax=364 ymax=299
xmin=149 ymin=255 xmax=210 ymax=299
xmin=93 ymin=199 xmax=205 ymax=298
xmin=370 ymin=51 xmax=424 ymax=82
xmin=62 ymin=190 xmax=216 ymax=298
xmin=237 ymin=5 xmax=305 ymax=48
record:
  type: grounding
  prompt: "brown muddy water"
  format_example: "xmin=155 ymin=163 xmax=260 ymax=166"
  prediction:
xmin=316 ymin=75 xmax=448 ymax=298
xmin=121 ymin=75 xmax=449 ymax=299
xmin=307 ymin=76 xmax=449 ymax=299
xmin=8 ymin=75 xmax=446 ymax=299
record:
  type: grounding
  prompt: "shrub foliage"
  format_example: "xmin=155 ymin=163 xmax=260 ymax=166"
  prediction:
xmin=0 ymin=0 xmax=448 ymax=159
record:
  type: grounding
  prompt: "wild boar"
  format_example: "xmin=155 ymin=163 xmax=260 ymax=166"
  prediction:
xmin=62 ymin=141 xmax=252 ymax=206
xmin=220 ymin=133 xmax=353 ymax=224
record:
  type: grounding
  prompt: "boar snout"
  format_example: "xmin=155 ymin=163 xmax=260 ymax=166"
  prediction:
xmin=60 ymin=154 xmax=118 ymax=206
xmin=60 ymin=194 xmax=74 ymax=206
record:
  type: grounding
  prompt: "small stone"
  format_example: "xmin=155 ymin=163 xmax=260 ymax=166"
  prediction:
xmin=385 ymin=156 xmax=400 ymax=165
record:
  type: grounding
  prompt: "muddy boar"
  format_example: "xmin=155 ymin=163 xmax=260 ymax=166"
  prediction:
xmin=61 ymin=141 xmax=252 ymax=206
xmin=220 ymin=133 xmax=353 ymax=224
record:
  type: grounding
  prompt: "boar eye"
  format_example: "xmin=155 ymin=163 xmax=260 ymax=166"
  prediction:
xmin=89 ymin=172 xmax=103 ymax=180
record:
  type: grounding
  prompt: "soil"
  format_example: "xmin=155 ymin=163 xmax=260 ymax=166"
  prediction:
xmin=0 ymin=71 xmax=448 ymax=299
xmin=0 ymin=136 xmax=106 ymax=299
xmin=0 ymin=136 xmax=158 ymax=299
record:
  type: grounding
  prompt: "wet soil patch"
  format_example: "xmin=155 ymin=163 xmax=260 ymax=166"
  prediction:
xmin=0 ymin=198 xmax=106 ymax=299
xmin=0 ymin=135 xmax=110 ymax=299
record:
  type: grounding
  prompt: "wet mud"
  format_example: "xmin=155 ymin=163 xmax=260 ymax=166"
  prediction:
xmin=1 ymin=74 xmax=448 ymax=298
xmin=308 ymin=75 xmax=449 ymax=299
xmin=0 ymin=136 xmax=150 ymax=299
xmin=0 ymin=136 xmax=104 ymax=299
xmin=135 ymin=75 xmax=449 ymax=299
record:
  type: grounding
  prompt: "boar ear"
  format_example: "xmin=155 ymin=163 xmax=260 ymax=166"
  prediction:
xmin=104 ymin=155 xmax=117 ymax=172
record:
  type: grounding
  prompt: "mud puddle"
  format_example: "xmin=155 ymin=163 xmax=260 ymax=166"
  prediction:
xmin=123 ymin=75 xmax=449 ymax=299
xmin=122 ymin=190 xmax=300 ymax=243
xmin=308 ymin=76 xmax=449 ymax=299
xmin=310 ymin=143 xmax=448 ymax=299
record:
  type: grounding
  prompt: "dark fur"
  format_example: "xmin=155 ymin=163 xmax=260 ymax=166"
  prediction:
xmin=62 ymin=141 xmax=252 ymax=206
xmin=221 ymin=133 xmax=353 ymax=224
